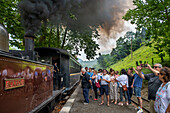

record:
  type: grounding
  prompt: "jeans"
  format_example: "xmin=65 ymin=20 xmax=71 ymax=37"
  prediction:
xmin=100 ymin=85 xmax=109 ymax=95
xmin=93 ymin=83 xmax=98 ymax=99
xmin=53 ymin=78 xmax=57 ymax=90
xmin=53 ymin=72 xmax=57 ymax=90
xmin=127 ymin=87 xmax=133 ymax=102
xmin=99 ymin=83 xmax=102 ymax=96
xmin=83 ymin=88 xmax=89 ymax=103
xmin=134 ymin=86 xmax=141 ymax=97
xmin=120 ymin=87 xmax=128 ymax=102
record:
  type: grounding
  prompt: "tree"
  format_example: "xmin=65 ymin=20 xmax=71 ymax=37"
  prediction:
xmin=0 ymin=0 xmax=24 ymax=49
xmin=124 ymin=31 xmax=135 ymax=61
xmin=97 ymin=53 xmax=106 ymax=68
xmin=123 ymin=0 xmax=170 ymax=60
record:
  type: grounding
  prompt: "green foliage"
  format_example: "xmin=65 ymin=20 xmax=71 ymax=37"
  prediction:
xmin=65 ymin=29 xmax=100 ymax=60
xmin=0 ymin=0 xmax=24 ymax=49
xmin=109 ymin=45 xmax=169 ymax=73
xmin=123 ymin=0 xmax=170 ymax=60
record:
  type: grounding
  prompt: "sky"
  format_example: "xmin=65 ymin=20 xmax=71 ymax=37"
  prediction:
xmin=77 ymin=21 xmax=136 ymax=61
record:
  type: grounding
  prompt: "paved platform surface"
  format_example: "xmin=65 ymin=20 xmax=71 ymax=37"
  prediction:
xmin=61 ymin=84 xmax=137 ymax=113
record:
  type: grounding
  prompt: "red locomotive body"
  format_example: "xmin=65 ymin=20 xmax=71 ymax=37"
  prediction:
xmin=0 ymin=54 xmax=53 ymax=113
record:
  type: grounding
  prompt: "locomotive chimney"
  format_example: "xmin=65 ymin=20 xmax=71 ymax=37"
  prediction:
xmin=24 ymin=36 xmax=34 ymax=51
xmin=24 ymin=35 xmax=35 ymax=60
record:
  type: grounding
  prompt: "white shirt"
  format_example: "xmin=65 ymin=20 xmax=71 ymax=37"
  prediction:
xmin=116 ymin=74 xmax=128 ymax=87
xmin=100 ymin=74 xmax=110 ymax=85
xmin=154 ymin=82 xmax=170 ymax=113
xmin=110 ymin=75 xmax=115 ymax=82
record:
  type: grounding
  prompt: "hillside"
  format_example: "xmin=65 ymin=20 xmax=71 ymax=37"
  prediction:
xmin=78 ymin=58 xmax=98 ymax=68
xmin=109 ymin=45 xmax=169 ymax=73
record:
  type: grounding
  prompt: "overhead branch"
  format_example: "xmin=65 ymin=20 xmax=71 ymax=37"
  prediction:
xmin=61 ymin=27 xmax=68 ymax=49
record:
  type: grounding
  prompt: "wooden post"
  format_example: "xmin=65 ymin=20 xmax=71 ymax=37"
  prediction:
xmin=131 ymin=36 xmax=133 ymax=61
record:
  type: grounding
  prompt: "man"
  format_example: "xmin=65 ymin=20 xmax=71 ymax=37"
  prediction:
xmin=137 ymin=63 xmax=162 ymax=113
xmin=85 ymin=67 xmax=88 ymax=72
xmin=81 ymin=68 xmax=92 ymax=104
xmin=131 ymin=67 xmax=143 ymax=113
xmin=99 ymin=69 xmax=110 ymax=106
xmin=87 ymin=68 xmax=93 ymax=98
xmin=53 ymin=62 xmax=59 ymax=90
xmin=127 ymin=68 xmax=134 ymax=104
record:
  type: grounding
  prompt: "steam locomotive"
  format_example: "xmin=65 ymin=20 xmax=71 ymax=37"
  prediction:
xmin=0 ymin=24 xmax=82 ymax=113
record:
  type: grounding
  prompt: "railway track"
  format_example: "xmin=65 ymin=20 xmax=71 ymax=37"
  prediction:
xmin=131 ymin=95 xmax=150 ymax=113
xmin=52 ymin=81 xmax=80 ymax=113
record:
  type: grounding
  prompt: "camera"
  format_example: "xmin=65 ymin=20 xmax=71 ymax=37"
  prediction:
xmin=141 ymin=64 xmax=148 ymax=67
xmin=136 ymin=61 xmax=148 ymax=67
xmin=140 ymin=61 xmax=148 ymax=67
xmin=130 ymin=66 xmax=133 ymax=70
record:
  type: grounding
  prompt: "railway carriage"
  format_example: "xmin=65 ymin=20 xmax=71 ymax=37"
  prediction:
xmin=35 ymin=47 xmax=82 ymax=92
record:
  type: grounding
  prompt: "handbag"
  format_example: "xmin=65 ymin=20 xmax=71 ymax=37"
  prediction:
xmin=95 ymin=82 xmax=100 ymax=88
xmin=122 ymin=85 xmax=128 ymax=91
xmin=118 ymin=81 xmax=128 ymax=91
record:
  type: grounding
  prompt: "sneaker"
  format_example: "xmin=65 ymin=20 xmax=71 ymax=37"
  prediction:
xmin=118 ymin=102 xmax=123 ymax=106
xmin=93 ymin=98 xmax=98 ymax=101
xmin=137 ymin=109 xmax=143 ymax=113
xmin=83 ymin=102 xmax=89 ymax=105
xmin=135 ymin=106 xmax=140 ymax=111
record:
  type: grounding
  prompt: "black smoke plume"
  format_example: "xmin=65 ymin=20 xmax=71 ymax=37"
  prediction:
xmin=19 ymin=0 xmax=131 ymax=37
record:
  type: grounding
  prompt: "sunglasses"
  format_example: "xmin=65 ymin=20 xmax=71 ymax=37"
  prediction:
xmin=153 ymin=66 xmax=160 ymax=68
xmin=158 ymin=73 xmax=164 ymax=75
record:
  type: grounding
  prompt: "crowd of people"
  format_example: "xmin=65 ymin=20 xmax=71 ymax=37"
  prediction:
xmin=80 ymin=63 xmax=170 ymax=113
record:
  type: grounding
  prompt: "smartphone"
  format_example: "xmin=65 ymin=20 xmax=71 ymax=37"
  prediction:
xmin=141 ymin=64 xmax=148 ymax=67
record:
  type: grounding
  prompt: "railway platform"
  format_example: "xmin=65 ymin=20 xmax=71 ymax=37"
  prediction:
xmin=60 ymin=84 xmax=137 ymax=113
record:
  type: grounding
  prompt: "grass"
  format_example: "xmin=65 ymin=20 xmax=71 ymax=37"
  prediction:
xmin=108 ymin=45 xmax=170 ymax=74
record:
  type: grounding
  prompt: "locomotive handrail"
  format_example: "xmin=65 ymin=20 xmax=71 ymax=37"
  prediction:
xmin=0 ymin=52 xmax=52 ymax=66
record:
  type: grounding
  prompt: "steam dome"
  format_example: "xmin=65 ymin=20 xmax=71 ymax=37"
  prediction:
xmin=0 ymin=24 xmax=9 ymax=52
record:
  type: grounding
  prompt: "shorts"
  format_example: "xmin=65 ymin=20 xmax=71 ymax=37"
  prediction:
xmin=134 ymin=86 xmax=141 ymax=97
xmin=100 ymin=85 xmax=109 ymax=96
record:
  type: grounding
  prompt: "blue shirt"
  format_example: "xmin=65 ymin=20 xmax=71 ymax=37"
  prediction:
xmin=133 ymin=72 xmax=143 ymax=88
xmin=87 ymin=72 xmax=93 ymax=81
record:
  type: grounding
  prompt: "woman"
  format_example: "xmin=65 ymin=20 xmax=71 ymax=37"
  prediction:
xmin=109 ymin=70 xmax=115 ymax=103
xmin=154 ymin=67 xmax=170 ymax=113
xmin=110 ymin=70 xmax=118 ymax=104
xmin=116 ymin=69 xmax=129 ymax=106
xmin=92 ymin=70 xmax=99 ymax=100
xmin=115 ymin=71 xmax=120 ymax=88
